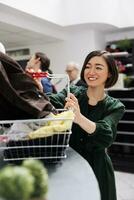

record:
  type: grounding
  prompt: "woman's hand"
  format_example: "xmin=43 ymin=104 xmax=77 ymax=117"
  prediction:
xmin=25 ymin=68 xmax=43 ymax=92
xmin=33 ymin=78 xmax=43 ymax=92
xmin=65 ymin=93 xmax=96 ymax=134
xmin=65 ymin=93 xmax=82 ymax=124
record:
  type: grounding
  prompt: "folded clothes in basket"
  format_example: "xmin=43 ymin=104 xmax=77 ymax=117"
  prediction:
xmin=5 ymin=110 xmax=74 ymax=141
xmin=28 ymin=110 xmax=74 ymax=139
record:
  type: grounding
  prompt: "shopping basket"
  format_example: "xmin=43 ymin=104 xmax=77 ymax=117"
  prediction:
xmin=0 ymin=73 xmax=73 ymax=163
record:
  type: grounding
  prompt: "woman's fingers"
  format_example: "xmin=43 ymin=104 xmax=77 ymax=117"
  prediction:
xmin=64 ymin=101 xmax=75 ymax=109
xmin=69 ymin=93 xmax=78 ymax=102
xmin=65 ymin=93 xmax=78 ymax=111
xmin=66 ymin=93 xmax=78 ymax=103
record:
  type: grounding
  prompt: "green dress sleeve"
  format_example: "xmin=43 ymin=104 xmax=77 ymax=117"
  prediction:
xmin=48 ymin=88 xmax=67 ymax=109
xmin=49 ymin=85 xmax=86 ymax=109
xmin=92 ymin=99 xmax=125 ymax=149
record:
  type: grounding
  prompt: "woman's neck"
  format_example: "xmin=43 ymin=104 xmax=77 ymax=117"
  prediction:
xmin=87 ymin=87 xmax=106 ymax=106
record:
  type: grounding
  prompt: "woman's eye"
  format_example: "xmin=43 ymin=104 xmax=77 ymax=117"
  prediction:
xmin=96 ymin=67 xmax=102 ymax=70
xmin=85 ymin=64 xmax=91 ymax=69
xmin=96 ymin=65 xmax=103 ymax=70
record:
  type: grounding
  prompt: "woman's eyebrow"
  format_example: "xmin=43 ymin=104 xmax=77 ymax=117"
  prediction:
xmin=87 ymin=62 xmax=104 ymax=67
xmin=95 ymin=63 xmax=104 ymax=67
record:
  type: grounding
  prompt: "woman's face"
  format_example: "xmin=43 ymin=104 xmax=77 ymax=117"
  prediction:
xmin=84 ymin=56 xmax=109 ymax=88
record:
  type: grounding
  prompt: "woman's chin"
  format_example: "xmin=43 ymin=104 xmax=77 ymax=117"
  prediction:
xmin=87 ymin=82 xmax=97 ymax=87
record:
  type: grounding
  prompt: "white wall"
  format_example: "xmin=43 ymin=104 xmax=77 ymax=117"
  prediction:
xmin=29 ymin=29 xmax=105 ymax=73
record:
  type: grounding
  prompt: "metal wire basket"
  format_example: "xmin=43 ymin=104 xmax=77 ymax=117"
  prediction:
xmin=0 ymin=114 xmax=73 ymax=163
xmin=0 ymin=73 xmax=73 ymax=163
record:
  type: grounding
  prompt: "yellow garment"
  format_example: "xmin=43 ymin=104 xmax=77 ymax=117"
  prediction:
xmin=28 ymin=110 xmax=74 ymax=139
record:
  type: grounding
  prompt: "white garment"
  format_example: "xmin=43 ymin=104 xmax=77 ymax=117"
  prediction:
xmin=70 ymin=77 xmax=80 ymax=85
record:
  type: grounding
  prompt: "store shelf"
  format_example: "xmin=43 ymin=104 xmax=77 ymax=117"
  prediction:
xmin=117 ymin=131 xmax=134 ymax=135
xmin=119 ymin=120 xmax=134 ymax=124
xmin=108 ymin=89 xmax=134 ymax=172
xmin=111 ymin=51 xmax=129 ymax=57
xmin=114 ymin=142 xmax=134 ymax=147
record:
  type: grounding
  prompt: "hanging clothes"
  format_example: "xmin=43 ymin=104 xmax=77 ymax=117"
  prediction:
xmin=0 ymin=52 xmax=54 ymax=120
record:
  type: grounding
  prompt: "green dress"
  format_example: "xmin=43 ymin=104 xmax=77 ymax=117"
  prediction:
xmin=49 ymin=85 xmax=125 ymax=200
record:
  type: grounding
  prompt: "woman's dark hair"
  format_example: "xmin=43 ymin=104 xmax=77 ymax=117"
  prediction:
xmin=35 ymin=52 xmax=50 ymax=71
xmin=80 ymin=50 xmax=119 ymax=88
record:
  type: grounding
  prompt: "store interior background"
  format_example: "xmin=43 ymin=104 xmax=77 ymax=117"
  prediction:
xmin=0 ymin=0 xmax=134 ymax=72
xmin=0 ymin=0 xmax=134 ymax=173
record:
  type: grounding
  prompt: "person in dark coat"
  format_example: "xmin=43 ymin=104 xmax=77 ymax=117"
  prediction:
xmin=49 ymin=50 xmax=125 ymax=200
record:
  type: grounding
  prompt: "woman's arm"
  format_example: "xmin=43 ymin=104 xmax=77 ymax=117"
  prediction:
xmin=75 ymin=114 xmax=96 ymax=134
xmin=65 ymin=93 xmax=125 ymax=148
xmin=65 ymin=93 xmax=96 ymax=134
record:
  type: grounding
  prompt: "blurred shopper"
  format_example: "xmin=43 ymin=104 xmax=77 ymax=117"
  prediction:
xmin=49 ymin=50 xmax=125 ymax=200
xmin=26 ymin=52 xmax=57 ymax=94
xmin=65 ymin=62 xmax=87 ymax=87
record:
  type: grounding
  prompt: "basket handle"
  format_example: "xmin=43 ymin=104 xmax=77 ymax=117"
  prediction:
xmin=28 ymin=72 xmax=70 ymax=97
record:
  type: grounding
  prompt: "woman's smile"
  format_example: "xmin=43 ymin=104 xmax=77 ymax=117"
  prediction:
xmin=88 ymin=76 xmax=98 ymax=81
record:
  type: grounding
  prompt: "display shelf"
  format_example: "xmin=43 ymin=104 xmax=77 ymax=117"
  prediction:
xmin=110 ymin=51 xmax=133 ymax=76
xmin=108 ymin=89 xmax=134 ymax=173
xmin=111 ymin=51 xmax=129 ymax=57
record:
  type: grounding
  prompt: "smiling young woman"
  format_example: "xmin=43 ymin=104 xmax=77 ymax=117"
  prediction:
xmin=49 ymin=50 xmax=125 ymax=200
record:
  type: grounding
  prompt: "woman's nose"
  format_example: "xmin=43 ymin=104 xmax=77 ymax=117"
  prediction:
xmin=89 ymin=67 xmax=96 ymax=74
